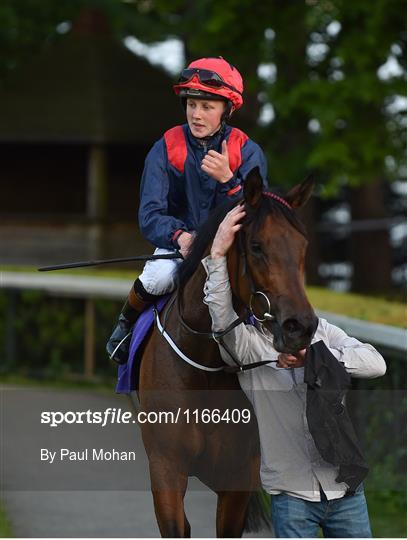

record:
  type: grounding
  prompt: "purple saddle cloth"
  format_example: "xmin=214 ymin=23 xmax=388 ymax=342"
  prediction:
xmin=116 ymin=295 xmax=170 ymax=394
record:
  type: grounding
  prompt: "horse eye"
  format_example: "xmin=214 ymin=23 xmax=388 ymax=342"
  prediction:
xmin=251 ymin=243 xmax=263 ymax=255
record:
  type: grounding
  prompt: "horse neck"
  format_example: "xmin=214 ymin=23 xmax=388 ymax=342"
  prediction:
xmin=178 ymin=262 xmax=212 ymax=332
xmin=174 ymin=259 xmax=229 ymax=373
xmin=172 ymin=248 xmax=247 ymax=378
xmin=179 ymin=243 xmax=248 ymax=328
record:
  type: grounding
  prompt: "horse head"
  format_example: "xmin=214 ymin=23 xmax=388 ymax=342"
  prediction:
xmin=228 ymin=167 xmax=318 ymax=354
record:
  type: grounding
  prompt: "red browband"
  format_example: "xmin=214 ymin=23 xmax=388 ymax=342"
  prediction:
xmin=262 ymin=191 xmax=292 ymax=210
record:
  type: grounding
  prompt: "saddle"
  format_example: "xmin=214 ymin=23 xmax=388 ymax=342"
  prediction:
xmin=116 ymin=295 xmax=170 ymax=394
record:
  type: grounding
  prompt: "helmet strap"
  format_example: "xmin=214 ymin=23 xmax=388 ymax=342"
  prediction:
xmin=219 ymin=102 xmax=233 ymax=132
xmin=222 ymin=102 xmax=233 ymax=122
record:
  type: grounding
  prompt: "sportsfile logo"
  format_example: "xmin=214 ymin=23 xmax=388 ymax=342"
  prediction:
xmin=41 ymin=408 xmax=134 ymax=427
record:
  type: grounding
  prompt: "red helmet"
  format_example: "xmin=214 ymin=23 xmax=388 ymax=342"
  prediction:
xmin=173 ymin=57 xmax=244 ymax=111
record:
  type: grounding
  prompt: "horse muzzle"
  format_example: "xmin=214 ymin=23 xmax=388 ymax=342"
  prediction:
xmin=270 ymin=313 xmax=318 ymax=354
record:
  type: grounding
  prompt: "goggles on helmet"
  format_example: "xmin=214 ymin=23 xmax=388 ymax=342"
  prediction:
xmin=178 ymin=68 xmax=242 ymax=96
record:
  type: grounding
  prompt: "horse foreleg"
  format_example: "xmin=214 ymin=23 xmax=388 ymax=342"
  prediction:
xmin=150 ymin=460 xmax=189 ymax=537
xmin=152 ymin=490 xmax=191 ymax=538
xmin=215 ymin=491 xmax=252 ymax=538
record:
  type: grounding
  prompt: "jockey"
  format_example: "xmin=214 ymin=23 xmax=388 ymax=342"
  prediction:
xmin=107 ymin=56 xmax=269 ymax=364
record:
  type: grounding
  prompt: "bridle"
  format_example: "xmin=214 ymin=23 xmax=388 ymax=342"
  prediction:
xmin=155 ymin=192 xmax=294 ymax=373
xmin=235 ymin=226 xmax=276 ymax=323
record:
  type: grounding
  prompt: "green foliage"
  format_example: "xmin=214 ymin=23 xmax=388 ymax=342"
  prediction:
xmin=367 ymin=490 xmax=407 ymax=538
xmin=0 ymin=501 xmax=13 ymax=537
xmin=0 ymin=290 xmax=120 ymax=381
xmin=0 ymin=0 xmax=405 ymax=192
xmin=349 ymin=370 xmax=407 ymax=537
xmin=263 ymin=1 xmax=406 ymax=190
xmin=0 ymin=0 xmax=173 ymax=86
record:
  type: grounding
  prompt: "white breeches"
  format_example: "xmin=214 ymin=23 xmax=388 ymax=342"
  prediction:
xmin=138 ymin=248 xmax=182 ymax=296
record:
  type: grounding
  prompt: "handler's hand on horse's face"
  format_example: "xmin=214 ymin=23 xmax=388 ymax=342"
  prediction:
xmin=211 ymin=205 xmax=246 ymax=259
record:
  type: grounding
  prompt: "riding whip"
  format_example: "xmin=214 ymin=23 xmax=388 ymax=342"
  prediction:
xmin=37 ymin=252 xmax=183 ymax=272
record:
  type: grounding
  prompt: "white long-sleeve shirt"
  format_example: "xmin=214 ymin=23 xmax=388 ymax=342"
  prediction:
xmin=202 ymin=256 xmax=386 ymax=501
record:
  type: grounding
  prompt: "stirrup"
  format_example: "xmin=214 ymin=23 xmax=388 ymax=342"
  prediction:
xmin=108 ymin=331 xmax=132 ymax=362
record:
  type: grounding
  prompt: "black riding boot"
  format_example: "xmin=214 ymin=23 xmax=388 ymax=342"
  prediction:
xmin=106 ymin=280 xmax=155 ymax=365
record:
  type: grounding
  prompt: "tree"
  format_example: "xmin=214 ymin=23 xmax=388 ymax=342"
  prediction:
xmin=302 ymin=0 xmax=406 ymax=292
xmin=254 ymin=0 xmax=406 ymax=291
xmin=1 ymin=0 xmax=405 ymax=292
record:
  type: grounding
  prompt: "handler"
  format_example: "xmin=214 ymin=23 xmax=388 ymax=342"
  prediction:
xmin=202 ymin=204 xmax=387 ymax=538
xmin=107 ymin=56 xmax=268 ymax=364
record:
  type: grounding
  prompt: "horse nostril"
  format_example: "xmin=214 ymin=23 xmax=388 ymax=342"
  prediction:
xmin=282 ymin=318 xmax=305 ymax=336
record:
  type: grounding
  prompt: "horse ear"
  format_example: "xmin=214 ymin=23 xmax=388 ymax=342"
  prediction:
xmin=244 ymin=167 xmax=263 ymax=208
xmin=284 ymin=174 xmax=315 ymax=209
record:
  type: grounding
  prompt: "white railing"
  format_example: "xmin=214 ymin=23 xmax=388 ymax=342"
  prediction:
xmin=1 ymin=271 xmax=406 ymax=378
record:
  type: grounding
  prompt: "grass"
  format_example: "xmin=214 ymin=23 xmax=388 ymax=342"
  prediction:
xmin=307 ymin=286 xmax=406 ymax=328
xmin=366 ymin=490 xmax=407 ymax=538
xmin=0 ymin=502 xmax=13 ymax=537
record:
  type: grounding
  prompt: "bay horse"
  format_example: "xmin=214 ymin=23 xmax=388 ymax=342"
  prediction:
xmin=138 ymin=167 xmax=317 ymax=537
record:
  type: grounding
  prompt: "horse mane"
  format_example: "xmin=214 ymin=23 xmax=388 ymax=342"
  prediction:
xmin=177 ymin=197 xmax=237 ymax=289
xmin=176 ymin=193 xmax=307 ymax=290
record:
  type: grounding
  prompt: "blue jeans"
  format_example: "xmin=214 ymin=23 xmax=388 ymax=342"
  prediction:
xmin=271 ymin=491 xmax=372 ymax=538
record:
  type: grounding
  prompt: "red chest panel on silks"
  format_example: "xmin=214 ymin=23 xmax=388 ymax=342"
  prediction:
xmin=164 ymin=125 xmax=248 ymax=173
